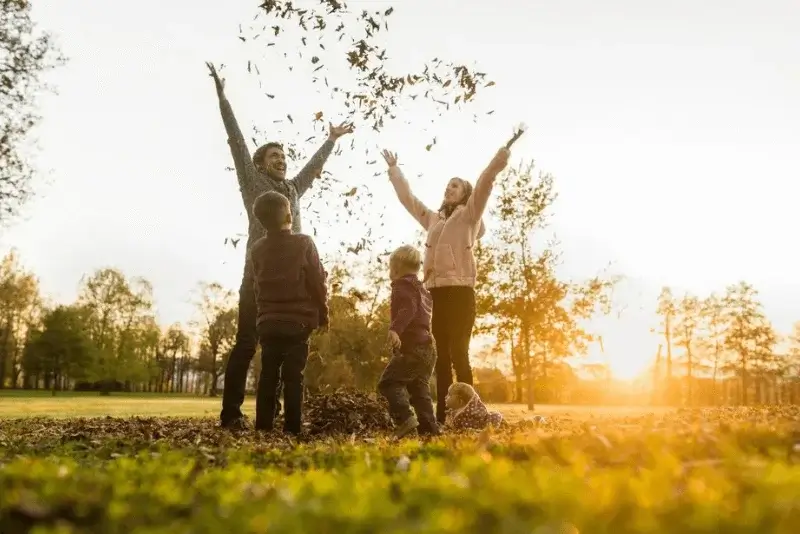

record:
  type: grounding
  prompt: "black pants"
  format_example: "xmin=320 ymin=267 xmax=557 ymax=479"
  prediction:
xmin=377 ymin=342 xmax=438 ymax=433
xmin=220 ymin=263 xmax=281 ymax=424
xmin=256 ymin=320 xmax=312 ymax=433
xmin=430 ymin=286 xmax=476 ymax=423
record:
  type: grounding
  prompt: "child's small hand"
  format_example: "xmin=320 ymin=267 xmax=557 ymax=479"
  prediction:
xmin=387 ymin=330 xmax=401 ymax=349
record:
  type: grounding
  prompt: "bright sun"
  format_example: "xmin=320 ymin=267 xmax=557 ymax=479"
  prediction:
xmin=608 ymin=356 xmax=650 ymax=381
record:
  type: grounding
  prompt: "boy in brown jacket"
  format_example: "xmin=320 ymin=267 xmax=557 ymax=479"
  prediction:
xmin=249 ymin=191 xmax=328 ymax=435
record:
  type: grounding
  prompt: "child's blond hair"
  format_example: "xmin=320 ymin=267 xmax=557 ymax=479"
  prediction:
xmin=389 ymin=245 xmax=422 ymax=276
xmin=446 ymin=382 xmax=477 ymax=410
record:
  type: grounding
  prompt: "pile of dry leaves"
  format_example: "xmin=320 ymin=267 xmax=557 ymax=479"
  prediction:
xmin=0 ymin=390 xmax=397 ymax=456
xmin=302 ymin=390 xmax=392 ymax=435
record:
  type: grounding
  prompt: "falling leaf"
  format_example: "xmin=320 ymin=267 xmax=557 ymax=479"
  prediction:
xmin=343 ymin=187 xmax=358 ymax=197
xmin=314 ymin=111 xmax=324 ymax=121
xmin=486 ymin=81 xmax=496 ymax=87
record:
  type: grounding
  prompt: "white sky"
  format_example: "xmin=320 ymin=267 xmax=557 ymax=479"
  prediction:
xmin=2 ymin=0 xmax=799 ymax=378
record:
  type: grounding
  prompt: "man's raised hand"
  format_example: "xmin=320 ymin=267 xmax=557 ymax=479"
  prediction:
xmin=328 ymin=121 xmax=355 ymax=140
xmin=205 ymin=62 xmax=225 ymax=92
xmin=381 ymin=149 xmax=398 ymax=168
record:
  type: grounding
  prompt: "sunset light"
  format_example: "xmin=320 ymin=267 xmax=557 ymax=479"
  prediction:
xmin=1 ymin=0 xmax=799 ymax=531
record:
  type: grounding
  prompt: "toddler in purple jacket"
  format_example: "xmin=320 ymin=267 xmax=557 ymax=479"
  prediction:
xmin=377 ymin=245 xmax=440 ymax=438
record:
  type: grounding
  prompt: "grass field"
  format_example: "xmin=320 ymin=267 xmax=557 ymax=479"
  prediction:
xmin=0 ymin=390 xmax=676 ymax=420
xmin=1 ymin=391 xmax=799 ymax=533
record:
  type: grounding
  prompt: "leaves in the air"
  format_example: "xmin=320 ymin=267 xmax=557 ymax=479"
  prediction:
xmin=245 ymin=1 xmax=494 ymax=134
xmin=343 ymin=187 xmax=357 ymax=197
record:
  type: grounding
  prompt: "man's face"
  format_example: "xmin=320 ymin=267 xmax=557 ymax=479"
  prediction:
xmin=262 ymin=146 xmax=287 ymax=180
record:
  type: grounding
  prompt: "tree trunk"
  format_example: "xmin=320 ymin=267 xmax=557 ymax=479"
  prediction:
xmin=523 ymin=324 xmax=534 ymax=411
xmin=664 ymin=315 xmax=673 ymax=401
xmin=652 ymin=344 xmax=662 ymax=405
xmin=686 ymin=346 xmax=693 ymax=406
xmin=711 ymin=358 xmax=718 ymax=406
xmin=740 ymin=358 xmax=748 ymax=405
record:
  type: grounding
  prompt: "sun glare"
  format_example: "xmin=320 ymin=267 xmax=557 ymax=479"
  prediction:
xmin=609 ymin=356 xmax=650 ymax=381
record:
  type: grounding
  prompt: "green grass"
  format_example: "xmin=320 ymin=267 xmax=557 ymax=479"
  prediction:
xmin=0 ymin=390 xmax=676 ymax=420
xmin=1 ymin=393 xmax=798 ymax=532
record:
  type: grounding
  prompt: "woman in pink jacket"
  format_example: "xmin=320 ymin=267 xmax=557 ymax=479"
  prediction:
xmin=380 ymin=147 xmax=510 ymax=424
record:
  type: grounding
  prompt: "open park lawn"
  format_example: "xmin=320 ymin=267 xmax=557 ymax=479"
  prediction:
xmin=1 ymin=392 xmax=799 ymax=533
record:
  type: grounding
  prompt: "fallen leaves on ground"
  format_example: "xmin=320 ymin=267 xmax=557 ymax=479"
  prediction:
xmin=1 ymin=402 xmax=799 ymax=533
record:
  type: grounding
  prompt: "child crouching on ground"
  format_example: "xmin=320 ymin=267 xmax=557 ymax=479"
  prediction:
xmin=249 ymin=191 xmax=329 ymax=435
xmin=445 ymin=382 xmax=504 ymax=431
xmin=377 ymin=245 xmax=441 ymax=438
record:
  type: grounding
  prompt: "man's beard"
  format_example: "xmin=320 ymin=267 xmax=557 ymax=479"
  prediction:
xmin=265 ymin=165 xmax=286 ymax=180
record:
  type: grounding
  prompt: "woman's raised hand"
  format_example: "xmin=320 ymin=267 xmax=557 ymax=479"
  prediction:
xmin=381 ymin=149 xmax=398 ymax=168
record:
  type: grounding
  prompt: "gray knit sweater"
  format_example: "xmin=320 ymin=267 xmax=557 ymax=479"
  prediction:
xmin=214 ymin=88 xmax=335 ymax=248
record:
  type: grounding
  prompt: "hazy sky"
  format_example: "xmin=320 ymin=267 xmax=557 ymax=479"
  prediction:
xmin=2 ymin=0 xmax=799 ymax=377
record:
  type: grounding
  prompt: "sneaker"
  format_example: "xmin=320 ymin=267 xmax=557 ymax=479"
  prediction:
xmin=221 ymin=415 xmax=251 ymax=431
xmin=418 ymin=422 xmax=442 ymax=437
xmin=394 ymin=414 xmax=419 ymax=439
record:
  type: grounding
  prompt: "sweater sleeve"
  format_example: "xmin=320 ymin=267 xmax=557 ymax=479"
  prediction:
xmin=304 ymin=238 xmax=329 ymax=326
xmin=213 ymin=86 xmax=257 ymax=204
xmin=387 ymin=165 xmax=438 ymax=230
xmin=290 ymin=138 xmax=336 ymax=198
xmin=389 ymin=280 xmax=419 ymax=336
xmin=464 ymin=148 xmax=507 ymax=222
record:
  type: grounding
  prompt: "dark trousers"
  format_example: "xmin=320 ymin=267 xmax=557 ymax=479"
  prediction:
xmin=377 ymin=342 xmax=438 ymax=433
xmin=430 ymin=286 xmax=476 ymax=423
xmin=256 ymin=320 xmax=312 ymax=433
xmin=220 ymin=264 xmax=281 ymax=424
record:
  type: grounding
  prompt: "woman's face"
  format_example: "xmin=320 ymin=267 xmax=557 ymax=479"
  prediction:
xmin=443 ymin=178 xmax=467 ymax=206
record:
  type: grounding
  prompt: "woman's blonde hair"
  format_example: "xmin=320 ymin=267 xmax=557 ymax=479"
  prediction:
xmin=389 ymin=245 xmax=422 ymax=275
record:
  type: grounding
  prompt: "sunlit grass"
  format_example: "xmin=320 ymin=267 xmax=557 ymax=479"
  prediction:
xmin=0 ymin=405 xmax=798 ymax=532
xmin=0 ymin=391 xmax=677 ymax=420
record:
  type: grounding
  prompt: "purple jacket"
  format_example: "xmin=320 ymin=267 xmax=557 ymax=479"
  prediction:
xmin=389 ymin=274 xmax=433 ymax=347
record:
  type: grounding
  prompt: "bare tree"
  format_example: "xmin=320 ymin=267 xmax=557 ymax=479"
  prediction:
xmin=0 ymin=0 xmax=65 ymax=221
